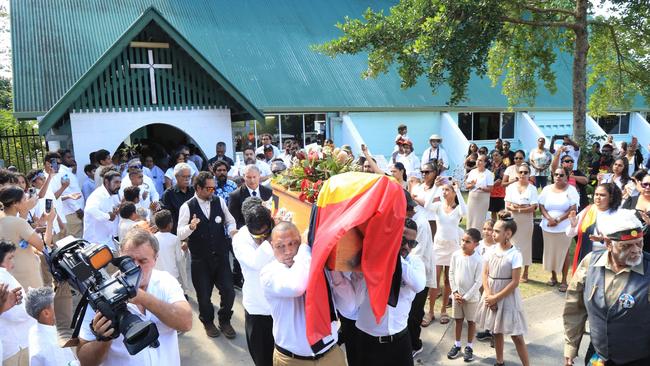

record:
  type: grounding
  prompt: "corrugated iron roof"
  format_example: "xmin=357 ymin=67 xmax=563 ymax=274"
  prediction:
xmin=12 ymin=0 xmax=578 ymax=118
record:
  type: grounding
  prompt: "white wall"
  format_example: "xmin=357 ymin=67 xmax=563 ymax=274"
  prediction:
xmin=70 ymin=107 xmax=232 ymax=182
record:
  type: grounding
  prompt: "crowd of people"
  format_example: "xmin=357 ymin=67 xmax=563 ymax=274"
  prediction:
xmin=0 ymin=125 xmax=649 ymax=366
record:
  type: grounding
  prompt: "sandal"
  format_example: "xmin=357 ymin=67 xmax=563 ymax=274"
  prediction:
xmin=421 ymin=312 xmax=435 ymax=327
xmin=558 ymin=283 xmax=568 ymax=293
xmin=546 ymin=280 xmax=558 ymax=287
xmin=440 ymin=313 xmax=450 ymax=325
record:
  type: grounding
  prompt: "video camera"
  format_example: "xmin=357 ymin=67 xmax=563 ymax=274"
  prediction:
xmin=45 ymin=237 xmax=159 ymax=355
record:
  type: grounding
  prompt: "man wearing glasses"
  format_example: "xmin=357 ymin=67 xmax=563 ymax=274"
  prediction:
xmin=177 ymin=171 xmax=238 ymax=339
xmin=160 ymin=163 xmax=195 ymax=234
xmin=563 ymin=209 xmax=650 ymax=366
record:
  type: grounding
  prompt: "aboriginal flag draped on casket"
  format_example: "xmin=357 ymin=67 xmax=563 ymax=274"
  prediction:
xmin=305 ymin=172 xmax=405 ymax=350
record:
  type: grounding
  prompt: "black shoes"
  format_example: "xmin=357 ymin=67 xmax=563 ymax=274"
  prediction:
xmin=219 ymin=321 xmax=237 ymax=339
xmin=447 ymin=345 xmax=462 ymax=359
xmin=463 ymin=346 xmax=474 ymax=362
xmin=202 ymin=321 xmax=220 ymax=338
xmin=476 ymin=330 xmax=492 ymax=341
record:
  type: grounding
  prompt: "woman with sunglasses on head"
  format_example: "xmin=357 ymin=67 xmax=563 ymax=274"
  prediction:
xmin=465 ymin=154 xmax=494 ymax=231
xmin=567 ymin=183 xmax=622 ymax=272
xmin=424 ymin=180 xmax=467 ymax=326
xmin=538 ymin=168 xmax=580 ymax=292
xmin=621 ymin=171 xmax=650 ymax=252
xmin=502 ymin=150 xmax=528 ymax=188
xmin=504 ymin=163 xmax=538 ymax=283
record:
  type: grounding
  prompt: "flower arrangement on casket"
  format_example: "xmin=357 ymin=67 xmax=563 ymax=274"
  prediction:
xmin=273 ymin=146 xmax=360 ymax=203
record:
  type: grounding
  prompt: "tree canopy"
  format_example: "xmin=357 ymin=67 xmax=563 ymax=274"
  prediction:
xmin=315 ymin=0 xmax=650 ymax=141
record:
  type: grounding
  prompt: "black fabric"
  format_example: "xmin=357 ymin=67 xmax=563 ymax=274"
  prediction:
xmin=192 ymin=253 xmax=235 ymax=323
xmin=186 ymin=197 xmax=228 ymax=258
xmin=356 ymin=328 xmax=413 ymax=366
xmin=407 ymin=287 xmax=429 ymax=350
xmin=207 ymin=155 xmax=235 ymax=170
xmin=534 ymin=176 xmax=548 ymax=189
xmin=244 ymin=311 xmax=274 ymax=366
xmin=488 ymin=197 xmax=505 ymax=212
xmin=387 ymin=254 xmax=402 ymax=307
xmin=228 ymin=184 xmax=273 ymax=229
xmin=160 ymin=186 xmax=195 ymax=234
xmin=337 ymin=314 xmax=360 ymax=366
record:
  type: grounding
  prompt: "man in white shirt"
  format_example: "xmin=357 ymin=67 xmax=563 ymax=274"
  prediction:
xmin=231 ymin=147 xmax=272 ymax=180
xmin=76 ymin=228 xmax=192 ymax=366
xmin=143 ymin=156 xmax=165 ymax=196
xmin=93 ymin=149 xmax=114 ymax=188
xmin=83 ymin=170 xmax=121 ymax=252
xmin=55 ymin=149 xmax=85 ymax=238
xmin=25 ymin=287 xmax=79 ymax=366
xmin=421 ymin=134 xmax=449 ymax=172
xmin=355 ymin=219 xmax=426 ymax=366
xmin=232 ymin=197 xmax=275 ymax=366
xmin=255 ymin=133 xmax=281 ymax=159
xmin=120 ymin=164 xmax=160 ymax=220
xmin=177 ymin=172 xmax=238 ymax=339
xmin=260 ymin=222 xmax=347 ymax=365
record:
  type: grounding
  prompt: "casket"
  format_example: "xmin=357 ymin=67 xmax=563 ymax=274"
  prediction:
xmin=271 ymin=183 xmax=363 ymax=272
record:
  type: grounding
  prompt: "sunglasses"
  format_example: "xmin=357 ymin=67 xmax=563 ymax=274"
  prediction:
xmin=641 ymin=182 xmax=650 ymax=189
xmin=518 ymin=171 xmax=530 ymax=175
xmin=514 ymin=157 xmax=524 ymax=160
xmin=563 ymin=160 xmax=574 ymax=163
xmin=250 ymin=228 xmax=271 ymax=240
xmin=554 ymin=173 xmax=566 ymax=177
xmin=204 ymin=186 xmax=216 ymax=192
xmin=422 ymin=170 xmax=434 ymax=175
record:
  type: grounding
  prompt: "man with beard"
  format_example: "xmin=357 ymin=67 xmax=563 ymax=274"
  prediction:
xmin=160 ymin=163 xmax=195 ymax=234
xmin=232 ymin=147 xmax=272 ymax=180
xmin=207 ymin=141 xmax=235 ymax=171
xmin=212 ymin=161 xmax=237 ymax=206
xmin=83 ymin=170 xmax=121 ymax=252
xmin=563 ymin=209 xmax=650 ymax=366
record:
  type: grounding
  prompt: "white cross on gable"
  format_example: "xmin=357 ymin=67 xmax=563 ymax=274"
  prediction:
xmin=130 ymin=49 xmax=172 ymax=104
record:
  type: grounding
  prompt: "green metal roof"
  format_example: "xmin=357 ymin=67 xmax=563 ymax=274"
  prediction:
xmin=13 ymin=0 xmax=643 ymax=123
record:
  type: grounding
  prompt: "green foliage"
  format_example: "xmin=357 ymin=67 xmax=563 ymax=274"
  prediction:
xmin=315 ymin=0 xmax=650 ymax=125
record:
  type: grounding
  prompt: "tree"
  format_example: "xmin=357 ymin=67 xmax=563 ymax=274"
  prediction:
xmin=315 ymin=0 xmax=650 ymax=142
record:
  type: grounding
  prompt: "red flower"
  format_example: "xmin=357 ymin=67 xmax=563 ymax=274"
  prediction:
xmin=300 ymin=178 xmax=310 ymax=190
xmin=295 ymin=151 xmax=307 ymax=160
xmin=304 ymin=166 xmax=315 ymax=176
xmin=308 ymin=151 xmax=320 ymax=162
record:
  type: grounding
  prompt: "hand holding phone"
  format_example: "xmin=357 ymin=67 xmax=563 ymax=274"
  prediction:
xmin=45 ymin=199 xmax=53 ymax=213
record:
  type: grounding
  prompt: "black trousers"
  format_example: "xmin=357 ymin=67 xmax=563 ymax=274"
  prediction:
xmin=338 ymin=314 xmax=360 ymax=366
xmin=245 ymin=311 xmax=274 ymax=366
xmin=356 ymin=329 xmax=413 ymax=366
xmin=407 ymin=287 xmax=429 ymax=350
xmin=191 ymin=253 xmax=235 ymax=324
xmin=585 ymin=343 xmax=650 ymax=366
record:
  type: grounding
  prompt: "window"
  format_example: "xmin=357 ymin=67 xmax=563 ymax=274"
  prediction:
xmin=596 ymin=113 xmax=630 ymax=134
xmin=232 ymin=113 xmax=326 ymax=153
xmin=458 ymin=112 xmax=515 ymax=140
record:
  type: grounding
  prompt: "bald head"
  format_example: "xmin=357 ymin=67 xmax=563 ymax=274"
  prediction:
xmin=271 ymin=221 xmax=301 ymax=267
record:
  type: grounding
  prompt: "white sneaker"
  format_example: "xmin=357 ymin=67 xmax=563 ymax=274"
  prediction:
xmin=412 ymin=346 xmax=423 ymax=358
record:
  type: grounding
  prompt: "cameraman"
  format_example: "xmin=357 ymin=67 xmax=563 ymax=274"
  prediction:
xmin=77 ymin=228 xmax=192 ymax=366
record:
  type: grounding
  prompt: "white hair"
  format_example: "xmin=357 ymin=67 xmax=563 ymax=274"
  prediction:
xmin=173 ymin=163 xmax=192 ymax=177
xmin=242 ymin=164 xmax=260 ymax=176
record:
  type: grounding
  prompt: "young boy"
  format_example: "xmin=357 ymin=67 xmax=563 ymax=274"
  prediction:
xmin=81 ymin=164 xmax=96 ymax=201
xmin=25 ymin=287 xmax=78 ymax=366
xmin=153 ymin=210 xmax=187 ymax=292
xmin=448 ymin=228 xmax=483 ymax=362
xmin=476 ymin=220 xmax=496 ymax=343
xmin=118 ymin=202 xmax=141 ymax=243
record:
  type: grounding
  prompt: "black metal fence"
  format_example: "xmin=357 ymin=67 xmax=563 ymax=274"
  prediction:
xmin=0 ymin=128 xmax=48 ymax=173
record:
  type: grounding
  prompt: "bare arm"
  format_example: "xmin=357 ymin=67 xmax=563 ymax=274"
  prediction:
xmin=360 ymin=144 xmax=384 ymax=175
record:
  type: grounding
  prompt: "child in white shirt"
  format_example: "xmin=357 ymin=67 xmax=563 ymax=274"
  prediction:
xmin=477 ymin=219 xmax=497 ymax=258
xmin=153 ymin=210 xmax=185 ymax=289
xmin=118 ymin=202 xmax=142 ymax=243
xmin=447 ymin=228 xmax=483 ymax=362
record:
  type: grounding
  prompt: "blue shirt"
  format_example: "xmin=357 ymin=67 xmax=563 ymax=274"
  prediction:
xmin=215 ymin=179 xmax=237 ymax=205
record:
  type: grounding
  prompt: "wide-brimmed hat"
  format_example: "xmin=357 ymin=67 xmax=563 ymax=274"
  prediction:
xmin=429 ymin=134 xmax=442 ymax=142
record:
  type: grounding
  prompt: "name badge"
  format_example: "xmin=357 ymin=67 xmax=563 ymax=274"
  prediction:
xmin=215 ymin=216 xmax=222 ymax=224
xmin=618 ymin=293 xmax=635 ymax=309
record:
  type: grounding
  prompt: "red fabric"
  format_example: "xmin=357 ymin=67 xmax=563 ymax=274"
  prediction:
xmin=305 ymin=175 xmax=405 ymax=348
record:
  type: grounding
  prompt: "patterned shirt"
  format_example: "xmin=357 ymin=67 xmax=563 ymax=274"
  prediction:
xmin=215 ymin=179 xmax=237 ymax=205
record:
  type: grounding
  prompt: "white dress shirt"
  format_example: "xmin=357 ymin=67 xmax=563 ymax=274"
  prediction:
xmin=255 ymin=144 xmax=282 ymax=159
xmin=0 ymin=267 xmax=36 ymax=361
xmin=176 ymin=195 xmax=236 ymax=241
xmin=421 ymin=146 xmax=449 ymax=169
xmin=28 ymin=323 xmax=79 ymax=366
xmin=154 ymin=232 xmax=184 ymax=279
xmin=232 ymin=226 xmax=275 ymax=315
xmin=230 ymin=161 xmax=273 ymax=177
xmin=410 ymin=210 xmax=437 ymax=289
xmin=49 ymin=165 xmax=85 ymax=216
xmin=119 ymin=174 xmax=160 ymax=219
xmin=79 ymin=270 xmax=186 ymax=366
xmin=449 ymin=250 xmax=483 ymax=303
xmin=355 ymin=255 xmax=425 ymax=337
xmin=83 ymin=185 xmax=120 ymax=250
xmin=260 ymin=245 xmax=339 ymax=357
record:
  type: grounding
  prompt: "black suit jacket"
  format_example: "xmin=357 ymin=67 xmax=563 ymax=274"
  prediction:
xmin=228 ymin=184 xmax=273 ymax=228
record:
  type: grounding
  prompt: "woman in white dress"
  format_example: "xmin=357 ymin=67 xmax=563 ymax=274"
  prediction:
xmin=504 ymin=163 xmax=538 ymax=283
xmin=538 ymin=167 xmax=580 ymax=292
xmin=424 ymin=180 xmax=467 ymax=324
xmin=465 ymin=155 xmax=494 ymax=230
